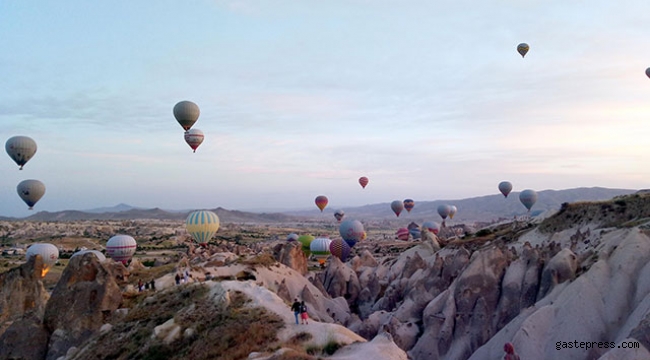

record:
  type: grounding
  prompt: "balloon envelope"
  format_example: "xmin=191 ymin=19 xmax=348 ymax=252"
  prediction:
xmin=286 ymin=233 xmax=299 ymax=242
xmin=391 ymin=200 xmax=404 ymax=217
xmin=184 ymin=129 xmax=204 ymax=153
xmin=646 ymin=68 xmax=650 ymax=79
xmin=71 ymin=249 xmax=106 ymax=262
xmin=329 ymin=238 xmax=351 ymax=262
xmin=403 ymin=199 xmax=415 ymax=213
xmin=186 ymin=210 xmax=220 ymax=245
xmin=17 ymin=179 xmax=45 ymax=210
xmin=334 ymin=209 xmax=345 ymax=222
xmin=409 ymin=227 xmax=421 ymax=240
xmin=339 ymin=219 xmax=364 ymax=246
xmin=315 ymin=195 xmax=328 ymax=212
xmin=517 ymin=43 xmax=529 ymax=57
xmin=173 ymin=101 xmax=200 ymax=131
xmin=437 ymin=205 xmax=451 ymax=219
xmin=396 ymin=227 xmax=409 ymax=241
xmin=358 ymin=176 xmax=369 ymax=189
xmin=26 ymin=243 xmax=59 ymax=277
xmin=298 ymin=235 xmax=315 ymax=256
xmin=449 ymin=205 xmax=457 ymax=219
xmin=6 ymin=136 xmax=37 ymax=170
xmin=498 ymin=181 xmax=513 ymax=198
xmin=422 ymin=221 xmax=440 ymax=235
xmin=310 ymin=237 xmax=332 ymax=264
xmin=519 ymin=189 xmax=538 ymax=211
xmin=106 ymin=235 xmax=137 ymax=264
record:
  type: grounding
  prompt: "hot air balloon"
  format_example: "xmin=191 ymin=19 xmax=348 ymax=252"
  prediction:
xmin=517 ymin=43 xmax=529 ymax=58
xmin=71 ymin=249 xmax=106 ymax=262
xmin=298 ymin=234 xmax=315 ymax=256
xmin=646 ymin=68 xmax=650 ymax=79
xmin=498 ymin=181 xmax=513 ymax=198
xmin=358 ymin=176 xmax=369 ymax=189
xmin=173 ymin=101 xmax=200 ymax=131
xmin=106 ymin=235 xmax=137 ymax=264
xmin=26 ymin=243 xmax=59 ymax=277
xmin=339 ymin=219 xmax=365 ymax=248
xmin=409 ymin=227 xmax=421 ymax=240
xmin=519 ymin=189 xmax=538 ymax=213
xmin=403 ymin=199 xmax=415 ymax=213
xmin=315 ymin=195 xmax=328 ymax=212
xmin=334 ymin=209 xmax=345 ymax=222
xmin=396 ymin=228 xmax=410 ymax=241
xmin=310 ymin=237 xmax=332 ymax=265
xmin=184 ymin=129 xmax=204 ymax=153
xmin=286 ymin=233 xmax=299 ymax=242
xmin=17 ymin=179 xmax=45 ymax=210
xmin=422 ymin=221 xmax=440 ymax=235
xmin=5 ymin=136 xmax=37 ymax=170
xmin=449 ymin=205 xmax=457 ymax=219
xmin=391 ymin=200 xmax=404 ymax=217
xmin=186 ymin=210 xmax=220 ymax=246
xmin=437 ymin=204 xmax=451 ymax=226
xmin=329 ymin=238 xmax=351 ymax=262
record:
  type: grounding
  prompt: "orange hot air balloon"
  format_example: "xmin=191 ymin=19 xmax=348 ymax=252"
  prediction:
xmin=315 ymin=195 xmax=328 ymax=212
xmin=359 ymin=176 xmax=369 ymax=189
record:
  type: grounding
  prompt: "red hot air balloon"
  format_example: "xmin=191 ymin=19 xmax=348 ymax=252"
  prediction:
xmin=315 ymin=195 xmax=328 ymax=212
xmin=396 ymin=228 xmax=410 ymax=241
xmin=359 ymin=176 xmax=369 ymax=189
xmin=403 ymin=199 xmax=415 ymax=213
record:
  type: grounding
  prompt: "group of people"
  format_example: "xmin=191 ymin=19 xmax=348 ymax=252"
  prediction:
xmin=291 ymin=298 xmax=309 ymax=325
xmin=174 ymin=269 xmax=191 ymax=285
xmin=137 ymin=279 xmax=156 ymax=292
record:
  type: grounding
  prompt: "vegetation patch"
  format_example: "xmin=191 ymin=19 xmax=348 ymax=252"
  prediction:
xmin=78 ymin=284 xmax=284 ymax=360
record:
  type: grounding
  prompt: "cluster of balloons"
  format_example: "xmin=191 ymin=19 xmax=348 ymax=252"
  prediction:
xmin=6 ymin=136 xmax=46 ymax=210
xmin=174 ymin=101 xmax=204 ymax=153
xmin=436 ymin=204 xmax=457 ymax=226
xmin=498 ymin=181 xmax=538 ymax=214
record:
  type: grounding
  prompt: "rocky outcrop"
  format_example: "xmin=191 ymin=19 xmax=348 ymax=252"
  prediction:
xmin=0 ymin=255 xmax=49 ymax=335
xmin=273 ymin=242 xmax=308 ymax=275
xmin=320 ymin=256 xmax=361 ymax=305
xmin=0 ymin=314 xmax=50 ymax=360
xmin=43 ymin=252 xmax=124 ymax=360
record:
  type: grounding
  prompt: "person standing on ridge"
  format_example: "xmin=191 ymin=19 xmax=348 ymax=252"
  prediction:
xmin=291 ymin=298 xmax=301 ymax=324
xmin=300 ymin=301 xmax=309 ymax=325
xmin=504 ymin=342 xmax=520 ymax=360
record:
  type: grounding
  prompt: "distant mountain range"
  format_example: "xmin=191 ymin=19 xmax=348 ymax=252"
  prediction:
xmin=0 ymin=187 xmax=637 ymax=223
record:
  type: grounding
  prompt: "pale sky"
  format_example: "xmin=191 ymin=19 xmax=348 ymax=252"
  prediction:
xmin=2 ymin=0 xmax=650 ymax=217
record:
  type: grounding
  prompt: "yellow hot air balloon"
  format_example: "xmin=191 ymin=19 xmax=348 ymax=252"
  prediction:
xmin=186 ymin=210 xmax=220 ymax=245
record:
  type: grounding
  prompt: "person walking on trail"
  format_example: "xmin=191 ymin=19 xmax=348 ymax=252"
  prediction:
xmin=291 ymin=298 xmax=301 ymax=325
xmin=300 ymin=301 xmax=309 ymax=325
xmin=504 ymin=342 xmax=520 ymax=360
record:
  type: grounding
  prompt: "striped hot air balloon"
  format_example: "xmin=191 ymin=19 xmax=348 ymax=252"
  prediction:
xmin=186 ymin=210 xmax=220 ymax=246
xmin=396 ymin=228 xmax=410 ymax=241
xmin=310 ymin=237 xmax=332 ymax=265
xmin=403 ymin=199 xmax=415 ymax=213
xmin=26 ymin=243 xmax=59 ymax=277
xmin=329 ymin=238 xmax=351 ymax=262
xmin=106 ymin=235 xmax=137 ymax=264
xmin=315 ymin=195 xmax=328 ymax=212
xmin=358 ymin=176 xmax=369 ymax=189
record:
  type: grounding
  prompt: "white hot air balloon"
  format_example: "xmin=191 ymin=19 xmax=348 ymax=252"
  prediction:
xmin=309 ymin=237 xmax=332 ymax=265
xmin=17 ymin=179 xmax=45 ymax=210
xmin=71 ymin=249 xmax=106 ymax=262
xmin=26 ymin=243 xmax=59 ymax=277
xmin=5 ymin=136 xmax=37 ymax=170
xmin=184 ymin=129 xmax=204 ymax=153
xmin=106 ymin=235 xmax=137 ymax=264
